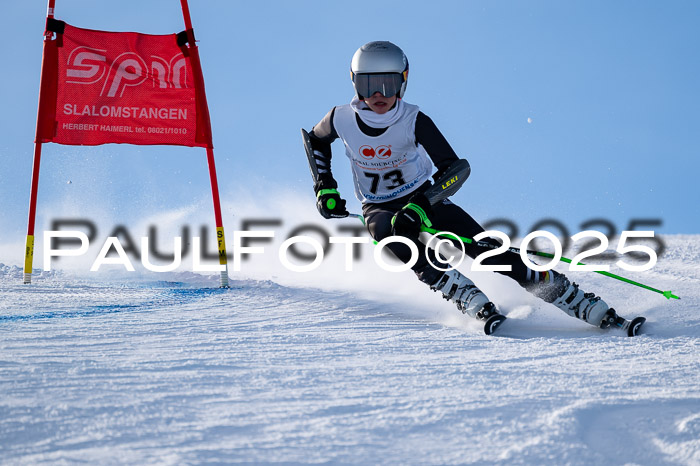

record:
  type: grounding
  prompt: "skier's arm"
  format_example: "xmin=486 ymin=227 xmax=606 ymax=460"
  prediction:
xmin=309 ymin=107 xmax=338 ymax=182
xmin=415 ymin=111 xmax=464 ymax=181
xmin=308 ymin=107 xmax=349 ymax=218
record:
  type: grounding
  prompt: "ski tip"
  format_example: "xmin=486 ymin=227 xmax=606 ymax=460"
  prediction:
xmin=627 ymin=317 xmax=646 ymax=337
xmin=663 ymin=290 xmax=680 ymax=300
xmin=484 ymin=314 xmax=507 ymax=335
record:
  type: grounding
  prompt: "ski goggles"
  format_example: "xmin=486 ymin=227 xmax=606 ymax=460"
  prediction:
xmin=352 ymin=72 xmax=406 ymax=99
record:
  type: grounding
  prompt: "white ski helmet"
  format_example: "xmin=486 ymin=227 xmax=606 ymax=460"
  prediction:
xmin=350 ymin=41 xmax=409 ymax=99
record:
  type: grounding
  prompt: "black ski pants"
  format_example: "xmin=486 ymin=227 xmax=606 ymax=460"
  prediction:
xmin=362 ymin=195 xmax=539 ymax=286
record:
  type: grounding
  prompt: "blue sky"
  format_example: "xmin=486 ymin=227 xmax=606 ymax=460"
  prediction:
xmin=1 ymin=0 xmax=699 ymax=265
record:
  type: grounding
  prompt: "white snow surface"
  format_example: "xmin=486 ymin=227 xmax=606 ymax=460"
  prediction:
xmin=1 ymin=235 xmax=699 ymax=465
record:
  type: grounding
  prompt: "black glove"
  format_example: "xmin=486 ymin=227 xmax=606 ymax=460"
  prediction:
xmin=314 ymin=175 xmax=349 ymax=219
xmin=391 ymin=192 xmax=433 ymax=238
xmin=316 ymin=189 xmax=349 ymax=219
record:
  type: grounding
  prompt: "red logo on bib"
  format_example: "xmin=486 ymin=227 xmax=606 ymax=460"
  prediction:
xmin=359 ymin=145 xmax=392 ymax=159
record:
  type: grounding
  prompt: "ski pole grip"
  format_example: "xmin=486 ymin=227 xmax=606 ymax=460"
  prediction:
xmin=317 ymin=188 xmax=340 ymax=210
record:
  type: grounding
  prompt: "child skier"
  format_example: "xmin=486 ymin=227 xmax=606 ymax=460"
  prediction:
xmin=305 ymin=40 xmax=635 ymax=335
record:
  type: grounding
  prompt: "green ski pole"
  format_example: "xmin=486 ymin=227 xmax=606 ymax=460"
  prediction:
xmin=421 ymin=226 xmax=680 ymax=300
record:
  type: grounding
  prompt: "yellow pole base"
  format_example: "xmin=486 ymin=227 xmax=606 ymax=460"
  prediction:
xmin=23 ymin=235 xmax=35 ymax=284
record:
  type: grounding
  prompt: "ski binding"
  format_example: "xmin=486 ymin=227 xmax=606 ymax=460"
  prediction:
xmin=602 ymin=311 xmax=646 ymax=337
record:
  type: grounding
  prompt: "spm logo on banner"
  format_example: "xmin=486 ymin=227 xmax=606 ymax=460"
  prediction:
xmin=65 ymin=46 xmax=187 ymax=97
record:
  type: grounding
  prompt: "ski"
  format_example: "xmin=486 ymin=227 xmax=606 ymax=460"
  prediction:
xmin=483 ymin=314 xmax=507 ymax=335
xmin=620 ymin=316 xmax=646 ymax=337
xmin=483 ymin=315 xmax=643 ymax=337
xmin=599 ymin=308 xmax=647 ymax=337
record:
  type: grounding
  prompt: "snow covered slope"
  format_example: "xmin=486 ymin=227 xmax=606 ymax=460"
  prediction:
xmin=0 ymin=236 xmax=698 ymax=464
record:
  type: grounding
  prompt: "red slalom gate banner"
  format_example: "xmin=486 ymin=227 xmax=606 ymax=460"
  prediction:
xmin=24 ymin=1 xmax=229 ymax=287
xmin=36 ymin=22 xmax=212 ymax=148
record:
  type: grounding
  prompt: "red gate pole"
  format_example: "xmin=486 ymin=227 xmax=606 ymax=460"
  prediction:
xmin=24 ymin=0 xmax=57 ymax=284
xmin=180 ymin=0 xmax=229 ymax=287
